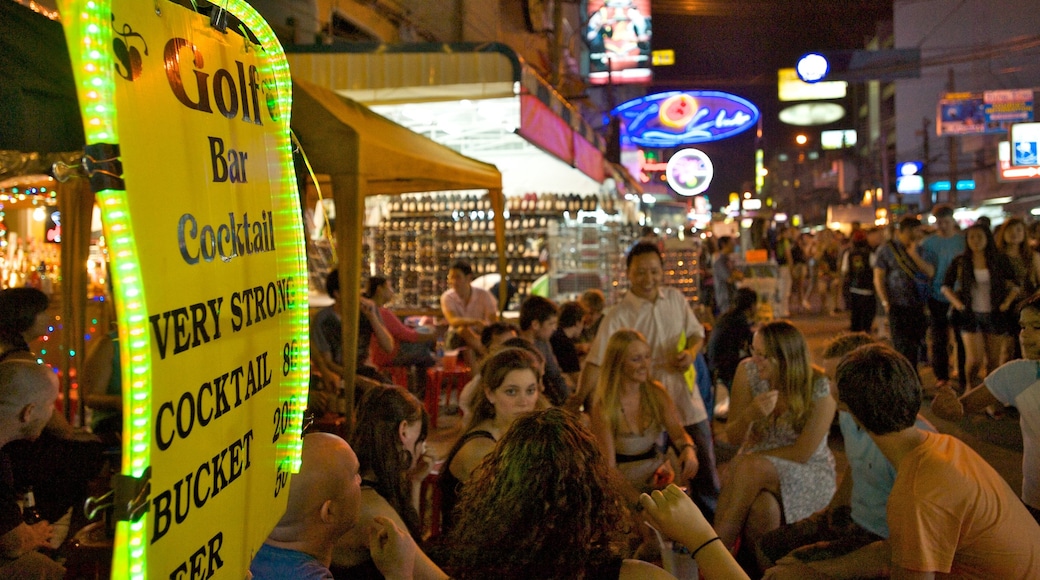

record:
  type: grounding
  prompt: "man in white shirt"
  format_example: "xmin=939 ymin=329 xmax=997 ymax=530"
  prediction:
xmin=578 ymin=242 xmax=720 ymax=518
xmin=440 ymin=261 xmax=498 ymax=367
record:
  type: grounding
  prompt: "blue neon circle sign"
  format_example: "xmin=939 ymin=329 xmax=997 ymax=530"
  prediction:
xmin=612 ymin=90 xmax=760 ymax=147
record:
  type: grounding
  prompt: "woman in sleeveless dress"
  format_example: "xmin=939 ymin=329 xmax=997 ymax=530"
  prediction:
xmin=590 ymin=329 xmax=698 ymax=555
xmin=439 ymin=347 xmax=540 ymax=534
xmin=714 ymin=321 xmax=836 ymax=559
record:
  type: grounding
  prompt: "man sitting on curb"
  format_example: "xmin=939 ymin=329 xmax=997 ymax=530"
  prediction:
xmin=761 ymin=333 xmax=935 ymax=579
xmin=822 ymin=344 xmax=1039 ymax=578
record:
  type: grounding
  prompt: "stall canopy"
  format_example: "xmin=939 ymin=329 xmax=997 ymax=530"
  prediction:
xmin=287 ymin=42 xmax=607 ymax=194
xmin=290 ymin=78 xmax=506 ymax=416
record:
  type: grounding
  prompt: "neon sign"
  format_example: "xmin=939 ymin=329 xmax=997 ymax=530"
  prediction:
xmin=613 ymin=91 xmax=760 ymax=147
xmin=666 ymin=148 xmax=714 ymax=196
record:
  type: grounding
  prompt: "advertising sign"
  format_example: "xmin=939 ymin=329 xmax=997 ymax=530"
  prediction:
xmin=59 ymin=1 xmax=309 ymax=578
xmin=613 ymin=91 xmax=760 ymax=147
xmin=1010 ymin=122 xmax=1040 ymax=166
xmin=999 ymin=140 xmax=1040 ymax=181
xmin=586 ymin=0 xmax=652 ymax=85
xmin=937 ymin=90 xmax=1036 ymax=136
xmin=777 ymin=68 xmax=847 ymax=102
xmin=665 ymin=148 xmax=714 ymax=196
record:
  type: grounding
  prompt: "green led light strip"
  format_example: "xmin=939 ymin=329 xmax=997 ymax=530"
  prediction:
xmin=58 ymin=0 xmax=151 ymax=577
xmin=224 ymin=0 xmax=310 ymax=474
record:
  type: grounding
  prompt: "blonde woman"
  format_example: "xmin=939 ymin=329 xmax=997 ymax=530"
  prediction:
xmin=590 ymin=329 xmax=698 ymax=507
xmin=714 ymin=321 xmax=836 ymax=557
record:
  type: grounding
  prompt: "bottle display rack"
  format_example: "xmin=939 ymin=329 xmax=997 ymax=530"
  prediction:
xmin=369 ymin=192 xmax=618 ymax=310
xmin=547 ymin=217 xmax=632 ymax=306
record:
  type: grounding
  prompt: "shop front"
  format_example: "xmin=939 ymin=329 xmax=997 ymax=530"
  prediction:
xmin=288 ymin=43 xmax=637 ymax=307
xmin=290 ymin=78 xmax=505 ymax=412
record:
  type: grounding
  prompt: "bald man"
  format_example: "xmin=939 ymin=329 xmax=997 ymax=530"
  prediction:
xmin=250 ymin=433 xmax=418 ymax=579
xmin=0 ymin=360 xmax=63 ymax=579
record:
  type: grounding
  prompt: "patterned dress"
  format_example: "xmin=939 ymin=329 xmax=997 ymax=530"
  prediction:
xmin=740 ymin=360 xmax=836 ymax=523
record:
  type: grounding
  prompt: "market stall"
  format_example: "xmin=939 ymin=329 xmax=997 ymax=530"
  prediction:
xmin=290 ymin=78 xmax=504 ymax=414
xmin=288 ymin=42 xmax=633 ymax=306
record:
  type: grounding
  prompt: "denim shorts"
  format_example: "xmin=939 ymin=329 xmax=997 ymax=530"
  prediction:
xmin=956 ymin=310 xmax=1007 ymax=334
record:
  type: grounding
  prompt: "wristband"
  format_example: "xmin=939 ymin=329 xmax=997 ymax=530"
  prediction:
xmin=690 ymin=536 xmax=722 ymax=559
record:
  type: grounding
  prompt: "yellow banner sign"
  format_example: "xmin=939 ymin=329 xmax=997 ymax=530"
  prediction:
xmin=60 ymin=1 xmax=308 ymax=578
xmin=652 ymin=49 xmax=675 ymax=66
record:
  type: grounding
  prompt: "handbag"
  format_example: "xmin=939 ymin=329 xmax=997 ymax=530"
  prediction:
xmin=890 ymin=241 xmax=931 ymax=304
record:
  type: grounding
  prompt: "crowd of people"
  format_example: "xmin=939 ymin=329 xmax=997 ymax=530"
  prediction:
xmin=3 ymin=209 xmax=1037 ymax=579
xmin=283 ymin=212 xmax=1040 ymax=579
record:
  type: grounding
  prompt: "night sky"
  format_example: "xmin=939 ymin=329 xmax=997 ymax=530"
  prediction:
xmin=647 ymin=2 xmax=892 ymax=208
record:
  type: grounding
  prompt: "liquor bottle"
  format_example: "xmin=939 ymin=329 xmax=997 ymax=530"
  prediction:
xmin=22 ymin=487 xmax=41 ymax=525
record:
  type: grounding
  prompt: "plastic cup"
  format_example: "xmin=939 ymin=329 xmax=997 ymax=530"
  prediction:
xmin=442 ymin=350 xmax=458 ymax=372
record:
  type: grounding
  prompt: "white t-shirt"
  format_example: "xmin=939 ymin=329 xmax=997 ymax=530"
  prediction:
xmin=985 ymin=359 xmax=1040 ymax=510
xmin=588 ymin=287 xmax=708 ymax=425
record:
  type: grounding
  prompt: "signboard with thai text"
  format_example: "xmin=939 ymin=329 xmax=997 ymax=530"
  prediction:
xmin=937 ymin=89 xmax=1036 ymax=136
xmin=59 ymin=1 xmax=309 ymax=578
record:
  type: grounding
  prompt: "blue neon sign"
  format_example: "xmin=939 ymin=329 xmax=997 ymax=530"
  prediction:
xmin=612 ymin=90 xmax=760 ymax=147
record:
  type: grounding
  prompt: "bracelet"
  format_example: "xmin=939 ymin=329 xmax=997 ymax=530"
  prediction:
xmin=672 ymin=442 xmax=695 ymax=455
xmin=690 ymin=536 xmax=722 ymax=559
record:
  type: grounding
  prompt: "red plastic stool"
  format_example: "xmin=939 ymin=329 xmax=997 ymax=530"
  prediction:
xmin=424 ymin=365 xmax=470 ymax=428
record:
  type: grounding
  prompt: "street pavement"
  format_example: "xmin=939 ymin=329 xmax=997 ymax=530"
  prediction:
xmin=425 ymin=309 xmax=1025 ymax=499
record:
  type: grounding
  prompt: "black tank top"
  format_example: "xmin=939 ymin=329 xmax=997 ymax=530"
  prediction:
xmin=438 ymin=429 xmax=495 ymax=535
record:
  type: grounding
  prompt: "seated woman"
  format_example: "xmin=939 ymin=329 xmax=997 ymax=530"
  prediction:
xmin=331 ymin=385 xmax=444 ymax=580
xmin=445 ymin=407 xmax=749 ymax=580
xmin=707 ymin=287 xmax=758 ymax=391
xmin=439 ymin=347 xmax=540 ymax=534
xmin=714 ymin=321 xmax=836 ymax=559
xmin=590 ymin=329 xmax=698 ymax=556
xmin=365 ymin=276 xmax=437 ymax=396
xmin=591 ymin=329 xmax=698 ymax=504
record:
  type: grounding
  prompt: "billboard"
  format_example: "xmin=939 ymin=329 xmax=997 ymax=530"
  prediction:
xmin=937 ymin=89 xmax=1035 ymax=136
xmin=586 ymin=0 xmax=652 ymax=85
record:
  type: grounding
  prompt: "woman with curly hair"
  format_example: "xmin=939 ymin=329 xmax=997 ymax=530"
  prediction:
xmin=714 ymin=321 xmax=836 ymax=556
xmin=445 ymin=407 xmax=668 ymax=579
xmin=439 ymin=347 xmax=540 ymax=534
xmin=331 ymin=385 xmax=443 ymax=579
xmin=942 ymin=224 xmax=1020 ymax=388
